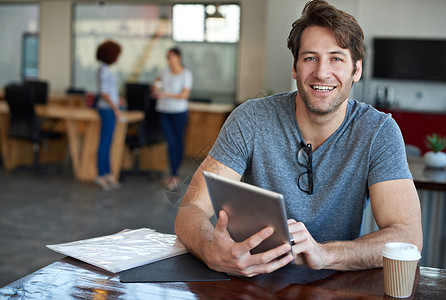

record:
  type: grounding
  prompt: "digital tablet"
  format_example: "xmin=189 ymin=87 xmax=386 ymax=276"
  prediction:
xmin=203 ymin=171 xmax=293 ymax=255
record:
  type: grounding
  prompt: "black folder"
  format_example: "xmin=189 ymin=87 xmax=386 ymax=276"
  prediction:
xmin=119 ymin=253 xmax=230 ymax=282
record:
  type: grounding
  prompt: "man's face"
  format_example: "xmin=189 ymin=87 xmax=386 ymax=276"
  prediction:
xmin=292 ymin=26 xmax=362 ymax=116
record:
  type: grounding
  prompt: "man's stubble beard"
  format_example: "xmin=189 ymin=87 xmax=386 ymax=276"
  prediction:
xmin=296 ymin=76 xmax=354 ymax=117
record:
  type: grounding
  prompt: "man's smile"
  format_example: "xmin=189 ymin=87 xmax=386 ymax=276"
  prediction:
xmin=310 ymin=85 xmax=336 ymax=92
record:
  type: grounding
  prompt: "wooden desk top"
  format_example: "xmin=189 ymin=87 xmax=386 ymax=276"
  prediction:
xmin=188 ymin=102 xmax=234 ymax=113
xmin=0 ymin=257 xmax=444 ymax=299
xmin=49 ymin=93 xmax=85 ymax=101
xmin=0 ymin=101 xmax=143 ymax=123
xmin=0 ymin=92 xmax=85 ymax=103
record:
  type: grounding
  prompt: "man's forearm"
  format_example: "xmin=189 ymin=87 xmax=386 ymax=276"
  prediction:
xmin=175 ymin=156 xmax=241 ymax=264
xmin=175 ymin=204 xmax=214 ymax=261
xmin=322 ymin=223 xmax=423 ymax=270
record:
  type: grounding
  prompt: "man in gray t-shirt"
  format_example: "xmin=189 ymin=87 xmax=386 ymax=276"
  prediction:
xmin=175 ymin=0 xmax=422 ymax=276
xmin=210 ymin=92 xmax=412 ymax=244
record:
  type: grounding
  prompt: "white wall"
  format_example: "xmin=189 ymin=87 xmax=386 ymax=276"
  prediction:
xmin=39 ymin=1 xmax=71 ymax=93
xmin=237 ymin=0 xmax=267 ymax=102
xmin=263 ymin=0 xmax=298 ymax=95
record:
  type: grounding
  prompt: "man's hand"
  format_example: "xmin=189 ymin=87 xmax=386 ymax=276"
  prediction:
xmin=204 ymin=210 xmax=294 ymax=277
xmin=288 ymin=219 xmax=332 ymax=270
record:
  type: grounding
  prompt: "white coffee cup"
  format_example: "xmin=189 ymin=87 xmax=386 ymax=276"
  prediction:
xmin=154 ymin=80 xmax=163 ymax=91
xmin=382 ymin=242 xmax=421 ymax=298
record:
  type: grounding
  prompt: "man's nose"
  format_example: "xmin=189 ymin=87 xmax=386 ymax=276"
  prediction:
xmin=313 ymin=60 xmax=332 ymax=80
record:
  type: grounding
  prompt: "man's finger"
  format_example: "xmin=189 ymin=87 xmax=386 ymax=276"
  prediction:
xmin=239 ymin=252 xmax=294 ymax=277
xmin=214 ymin=210 xmax=229 ymax=233
xmin=251 ymin=243 xmax=292 ymax=265
xmin=233 ymin=226 xmax=274 ymax=256
xmin=288 ymin=221 xmax=306 ymax=231
xmin=234 ymin=237 xmax=292 ymax=269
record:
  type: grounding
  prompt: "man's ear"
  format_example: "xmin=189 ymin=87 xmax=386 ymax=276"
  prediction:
xmin=292 ymin=60 xmax=297 ymax=79
xmin=353 ymin=60 xmax=362 ymax=82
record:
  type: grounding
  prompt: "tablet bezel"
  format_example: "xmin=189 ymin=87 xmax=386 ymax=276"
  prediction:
xmin=203 ymin=171 xmax=293 ymax=256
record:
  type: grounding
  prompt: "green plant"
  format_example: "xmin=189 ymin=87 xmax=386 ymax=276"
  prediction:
xmin=425 ymin=133 xmax=446 ymax=153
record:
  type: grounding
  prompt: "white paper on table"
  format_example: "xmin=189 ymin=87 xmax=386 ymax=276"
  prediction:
xmin=46 ymin=228 xmax=188 ymax=273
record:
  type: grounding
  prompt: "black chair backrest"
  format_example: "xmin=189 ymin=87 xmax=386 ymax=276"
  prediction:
xmin=125 ymin=83 xmax=150 ymax=111
xmin=139 ymin=96 xmax=164 ymax=145
xmin=24 ymin=80 xmax=49 ymax=104
xmin=191 ymin=97 xmax=212 ymax=103
xmin=4 ymin=83 xmax=40 ymax=141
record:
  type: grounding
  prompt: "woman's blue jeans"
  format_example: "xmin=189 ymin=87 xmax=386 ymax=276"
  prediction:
xmin=160 ymin=112 xmax=188 ymax=177
xmin=97 ymin=108 xmax=116 ymax=176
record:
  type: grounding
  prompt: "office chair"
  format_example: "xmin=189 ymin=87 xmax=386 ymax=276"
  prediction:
xmin=25 ymin=79 xmax=60 ymax=131
xmin=125 ymin=82 xmax=151 ymax=111
xmin=24 ymin=79 xmax=49 ymax=104
xmin=138 ymin=93 xmax=165 ymax=148
xmin=4 ymin=83 xmax=62 ymax=170
xmin=125 ymin=86 xmax=165 ymax=179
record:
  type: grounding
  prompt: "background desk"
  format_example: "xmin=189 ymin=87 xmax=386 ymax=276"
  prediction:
xmin=0 ymin=257 xmax=444 ymax=299
xmin=184 ymin=102 xmax=233 ymax=158
xmin=122 ymin=102 xmax=234 ymax=173
xmin=0 ymin=101 xmax=143 ymax=181
xmin=0 ymin=92 xmax=85 ymax=107
xmin=408 ymin=157 xmax=446 ymax=269
xmin=47 ymin=93 xmax=85 ymax=107
xmin=409 ymin=157 xmax=446 ymax=191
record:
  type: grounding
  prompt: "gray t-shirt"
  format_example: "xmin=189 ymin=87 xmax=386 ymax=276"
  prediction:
xmin=209 ymin=91 xmax=412 ymax=242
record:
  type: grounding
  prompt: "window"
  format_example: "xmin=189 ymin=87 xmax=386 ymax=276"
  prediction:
xmin=22 ymin=33 xmax=39 ymax=79
xmin=73 ymin=3 xmax=173 ymax=94
xmin=173 ymin=5 xmax=204 ymax=42
xmin=0 ymin=3 xmax=39 ymax=88
xmin=173 ymin=4 xmax=240 ymax=43
xmin=72 ymin=2 xmax=240 ymax=104
xmin=206 ymin=4 xmax=240 ymax=43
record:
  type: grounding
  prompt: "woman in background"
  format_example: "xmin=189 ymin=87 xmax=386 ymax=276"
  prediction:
xmin=154 ymin=47 xmax=193 ymax=190
xmin=95 ymin=40 xmax=122 ymax=190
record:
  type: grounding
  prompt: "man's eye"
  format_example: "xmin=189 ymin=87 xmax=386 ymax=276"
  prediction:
xmin=332 ymin=57 xmax=343 ymax=62
xmin=304 ymin=57 xmax=316 ymax=61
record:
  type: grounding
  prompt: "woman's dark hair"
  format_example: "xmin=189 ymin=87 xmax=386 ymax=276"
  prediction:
xmin=96 ymin=40 xmax=122 ymax=65
xmin=287 ymin=0 xmax=364 ymax=72
xmin=168 ymin=47 xmax=182 ymax=58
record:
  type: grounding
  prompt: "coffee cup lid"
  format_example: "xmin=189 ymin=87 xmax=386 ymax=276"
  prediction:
xmin=381 ymin=242 xmax=421 ymax=261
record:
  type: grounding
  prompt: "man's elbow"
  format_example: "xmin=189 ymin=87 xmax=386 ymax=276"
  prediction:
xmin=412 ymin=227 xmax=423 ymax=254
xmin=404 ymin=221 xmax=423 ymax=254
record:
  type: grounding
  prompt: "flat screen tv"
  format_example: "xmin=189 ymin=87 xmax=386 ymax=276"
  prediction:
xmin=373 ymin=38 xmax=446 ymax=82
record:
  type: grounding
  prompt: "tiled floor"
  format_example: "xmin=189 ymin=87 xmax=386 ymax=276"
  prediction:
xmin=0 ymin=158 xmax=200 ymax=287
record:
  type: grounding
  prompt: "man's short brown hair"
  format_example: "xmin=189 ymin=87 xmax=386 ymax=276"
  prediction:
xmin=96 ymin=40 xmax=122 ymax=65
xmin=287 ymin=0 xmax=364 ymax=70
